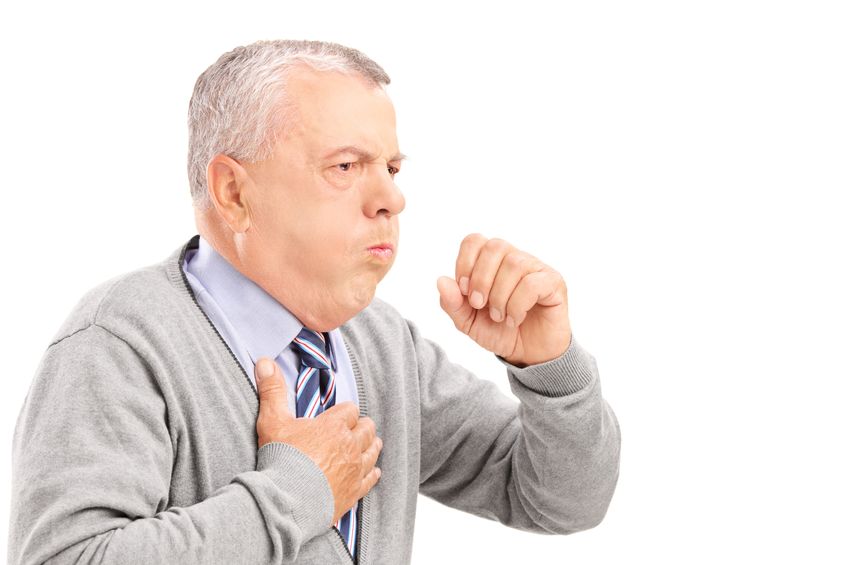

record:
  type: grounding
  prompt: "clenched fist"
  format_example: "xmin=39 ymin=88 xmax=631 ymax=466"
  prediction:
xmin=437 ymin=233 xmax=572 ymax=367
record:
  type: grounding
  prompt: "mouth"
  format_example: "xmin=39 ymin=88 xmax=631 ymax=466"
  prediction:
xmin=367 ymin=243 xmax=395 ymax=261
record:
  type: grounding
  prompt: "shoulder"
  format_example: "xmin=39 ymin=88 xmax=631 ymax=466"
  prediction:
xmin=49 ymin=242 xmax=191 ymax=348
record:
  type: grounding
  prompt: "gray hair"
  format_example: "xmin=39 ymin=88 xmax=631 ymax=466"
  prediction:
xmin=187 ymin=39 xmax=391 ymax=210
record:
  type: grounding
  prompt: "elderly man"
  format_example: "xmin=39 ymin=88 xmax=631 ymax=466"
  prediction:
xmin=8 ymin=40 xmax=620 ymax=564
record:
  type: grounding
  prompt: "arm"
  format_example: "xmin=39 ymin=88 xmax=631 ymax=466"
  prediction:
xmin=415 ymin=321 xmax=620 ymax=534
xmin=8 ymin=325 xmax=333 ymax=565
xmin=419 ymin=233 xmax=620 ymax=533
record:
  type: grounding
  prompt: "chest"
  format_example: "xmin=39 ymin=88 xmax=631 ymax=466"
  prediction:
xmin=156 ymin=334 xmax=423 ymax=563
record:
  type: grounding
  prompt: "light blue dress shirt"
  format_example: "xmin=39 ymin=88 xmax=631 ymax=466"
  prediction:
xmin=182 ymin=235 xmax=359 ymax=413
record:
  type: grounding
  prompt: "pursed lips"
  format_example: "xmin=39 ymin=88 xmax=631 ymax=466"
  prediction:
xmin=367 ymin=242 xmax=395 ymax=260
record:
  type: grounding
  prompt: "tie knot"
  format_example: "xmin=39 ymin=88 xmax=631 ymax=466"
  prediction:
xmin=292 ymin=328 xmax=332 ymax=370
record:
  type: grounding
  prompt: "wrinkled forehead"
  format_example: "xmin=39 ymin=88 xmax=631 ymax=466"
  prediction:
xmin=280 ymin=67 xmax=398 ymax=156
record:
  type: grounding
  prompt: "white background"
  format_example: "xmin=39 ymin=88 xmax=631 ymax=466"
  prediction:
xmin=2 ymin=1 xmax=847 ymax=563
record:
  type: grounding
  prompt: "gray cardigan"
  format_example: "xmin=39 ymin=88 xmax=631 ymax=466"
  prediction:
xmin=8 ymin=235 xmax=621 ymax=564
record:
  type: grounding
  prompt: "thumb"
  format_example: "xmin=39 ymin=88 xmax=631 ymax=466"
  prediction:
xmin=255 ymin=357 xmax=293 ymax=420
xmin=437 ymin=276 xmax=473 ymax=327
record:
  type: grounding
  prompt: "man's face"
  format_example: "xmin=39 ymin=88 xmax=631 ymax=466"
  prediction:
xmin=240 ymin=67 xmax=405 ymax=331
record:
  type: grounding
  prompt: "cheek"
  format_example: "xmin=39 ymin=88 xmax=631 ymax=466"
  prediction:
xmin=319 ymin=211 xmax=362 ymax=257
xmin=289 ymin=193 xmax=364 ymax=273
xmin=296 ymin=221 xmax=357 ymax=276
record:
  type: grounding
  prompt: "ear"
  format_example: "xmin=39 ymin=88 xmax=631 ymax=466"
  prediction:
xmin=206 ymin=154 xmax=252 ymax=233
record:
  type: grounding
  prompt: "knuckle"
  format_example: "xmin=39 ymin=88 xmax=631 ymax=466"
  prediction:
xmin=329 ymin=415 xmax=346 ymax=434
xmin=360 ymin=474 xmax=372 ymax=491
xmin=461 ymin=232 xmax=486 ymax=248
xmin=463 ymin=232 xmax=484 ymax=244
xmin=485 ymin=237 xmax=509 ymax=252
xmin=259 ymin=380 xmax=285 ymax=398
xmin=347 ymin=404 xmax=361 ymax=421
xmin=504 ymin=251 xmax=528 ymax=270
xmin=528 ymin=272 xmax=547 ymax=292
xmin=334 ymin=409 xmax=352 ymax=427
xmin=348 ymin=436 xmax=361 ymax=455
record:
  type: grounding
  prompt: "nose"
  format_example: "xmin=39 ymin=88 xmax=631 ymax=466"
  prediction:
xmin=363 ymin=164 xmax=405 ymax=219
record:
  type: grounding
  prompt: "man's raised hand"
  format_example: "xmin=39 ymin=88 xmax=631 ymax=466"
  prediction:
xmin=436 ymin=233 xmax=573 ymax=367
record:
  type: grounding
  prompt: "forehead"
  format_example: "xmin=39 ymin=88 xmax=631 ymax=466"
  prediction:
xmin=282 ymin=66 xmax=398 ymax=155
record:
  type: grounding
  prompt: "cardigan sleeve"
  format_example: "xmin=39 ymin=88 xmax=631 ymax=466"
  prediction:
xmin=413 ymin=319 xmax=621 ymax=534
xmin=8 ymin=324 xmax=333 ymax=565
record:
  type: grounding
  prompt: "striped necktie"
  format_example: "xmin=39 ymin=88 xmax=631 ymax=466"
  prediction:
xmin=291 ymin=327 xmax=358 ymax=558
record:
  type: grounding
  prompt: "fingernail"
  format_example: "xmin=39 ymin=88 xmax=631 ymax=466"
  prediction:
xmin=459 ymin=277 xmax=469 ymax=295
xmin=470 ymin=290 xmax=484 ymax=309
xmin=490 ymin=307 xmax=502 ymax=322
xmin=257 ymin=359 xmax=274 ymax=381
xmin=506 ymin=316 xmax=516 ymax=328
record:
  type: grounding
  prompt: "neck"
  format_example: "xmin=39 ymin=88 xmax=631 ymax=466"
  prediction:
xmin=195 ymin=212 xmax=354 ymax=332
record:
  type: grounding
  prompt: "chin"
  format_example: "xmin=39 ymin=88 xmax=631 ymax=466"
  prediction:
xmin=351 ymin=284 xmax=377 ymax=313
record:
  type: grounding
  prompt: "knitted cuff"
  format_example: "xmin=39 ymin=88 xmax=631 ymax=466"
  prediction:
xmin=496 ymin=336 xmax=597 ymax=397
xmin=256 ymin=442 xmax=335 ymax=539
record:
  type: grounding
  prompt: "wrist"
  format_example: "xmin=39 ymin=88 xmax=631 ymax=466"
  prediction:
xmin=503 ymin=331 xmax=572 ymax=367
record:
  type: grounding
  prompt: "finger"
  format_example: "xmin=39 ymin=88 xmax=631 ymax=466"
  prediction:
xmin=255 ymin=357 xmax=293 ymax=421
xmin=466 ymin=238 xmax=513 ymax=311
xmin=357 ymin=466 xmax=382 ymax=499
xmin=322 ymin=401 xmax=360 ymax=429
xmin=487 ymin=251 xmax=545 ymax=324
xmin=352 ymin=416 xmax=377 ymax=452
xmin=505 ymin=270 xmax=566 ymax=326
xmin=454 ymin=233 xmax=487 ymax=297
xmin=436 ymin=276 xmax=475 ymax=332
xmin=360 ymin=436 xmax=383 ymax=475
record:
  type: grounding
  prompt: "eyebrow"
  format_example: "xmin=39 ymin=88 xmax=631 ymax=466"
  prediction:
xmin=323 ymin=145 xmax=407 ymax=162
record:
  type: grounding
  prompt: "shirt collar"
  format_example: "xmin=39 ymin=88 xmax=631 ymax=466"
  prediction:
xmin=189 ymin=236 xmax=336 ymax=369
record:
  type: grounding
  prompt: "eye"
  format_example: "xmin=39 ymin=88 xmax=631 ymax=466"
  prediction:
xmin=337 ymin=162 xmax=354 ymax=172
xmin=388 ymin=165 xmax=399 ymax=176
